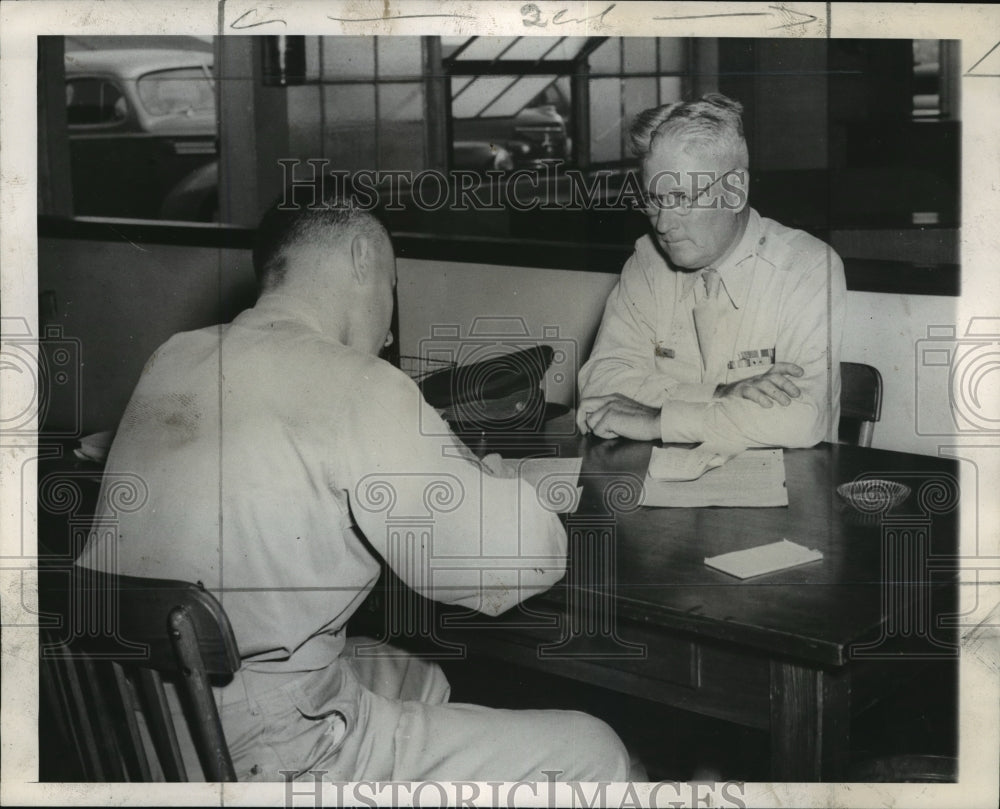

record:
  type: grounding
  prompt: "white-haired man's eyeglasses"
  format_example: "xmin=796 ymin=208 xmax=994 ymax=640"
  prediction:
xmin=642 ymin=169 xmax=743 ymax=215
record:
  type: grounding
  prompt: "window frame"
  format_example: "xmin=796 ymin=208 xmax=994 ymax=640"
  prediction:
xmin=38 ymin=35 xmax=960 ymax=297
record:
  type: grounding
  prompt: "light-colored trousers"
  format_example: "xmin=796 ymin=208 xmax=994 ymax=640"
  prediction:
xmin=161 ymin=637 xmax=632 ymax=783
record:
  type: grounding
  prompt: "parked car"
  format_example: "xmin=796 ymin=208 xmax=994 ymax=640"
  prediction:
xmin=65 ymin=47 xmax=218 ymax=221
xmin=452 ymin=86 xmax=571 ymax=171
xmin=64 ymin=46 xmax=571 ymax=221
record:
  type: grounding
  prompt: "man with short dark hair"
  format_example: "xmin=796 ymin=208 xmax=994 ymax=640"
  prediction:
xmin=78 ymin=198 xmax=631 ymax=783
xmin=578 ymin=94 xmax=846 ymax=451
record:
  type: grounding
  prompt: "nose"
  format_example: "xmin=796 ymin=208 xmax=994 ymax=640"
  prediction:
xmin=654 ymin=205 xmax=683 ymax=235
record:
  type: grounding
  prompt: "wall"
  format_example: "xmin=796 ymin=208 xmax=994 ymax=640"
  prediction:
xmin=398 ymin=258 xmax=957 ymax=457
xmin=38 ymin=239 xmax=956 ymax=456
xmin=38 ymin=238 xmax=256 ymax=433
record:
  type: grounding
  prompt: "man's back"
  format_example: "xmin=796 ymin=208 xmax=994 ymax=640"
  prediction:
xmin=79 ymin=294 xmax=394 ymax=669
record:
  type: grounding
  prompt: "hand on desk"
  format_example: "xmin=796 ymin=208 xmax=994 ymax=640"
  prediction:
xmin=577 ymin=394 xmax=660 ymax=441
xmin=713 ymin=362 xmax=804 ymax=408
xmin=480 ymin=452 xmax=521 ymax=478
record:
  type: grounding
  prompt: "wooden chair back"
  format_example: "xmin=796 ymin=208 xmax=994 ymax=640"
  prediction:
xmin=40 ymin=567 xmax=241 ymax=781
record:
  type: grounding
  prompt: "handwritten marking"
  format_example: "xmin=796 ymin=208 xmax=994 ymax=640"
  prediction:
xmin=328 ymin=13 xmax=476 ymax=22
xmin=230 ymin=7 xmax=287 ymax=29
xmin=653 ymin=12 xmax=769 ymax=20
xmin=965 ymin=40 xmax=1000 ymax=77
xmin=521 ymin=2 xmax=616 ymax=28
xmin=653 ymin=4 xmax=817 ymax=31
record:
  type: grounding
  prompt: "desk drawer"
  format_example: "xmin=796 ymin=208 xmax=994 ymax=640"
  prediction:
xmin=465 ymin=622 xmax=772 ymax=730
xmin=506 ymin=621 xmax=700 ymax=689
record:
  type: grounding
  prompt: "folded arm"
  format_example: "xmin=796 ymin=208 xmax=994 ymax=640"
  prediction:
xmin=582 ymin=249 xmax=845 ymax=449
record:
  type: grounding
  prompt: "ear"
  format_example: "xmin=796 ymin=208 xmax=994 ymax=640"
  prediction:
xmin=350 ymin=233 xmax=372 ymax=284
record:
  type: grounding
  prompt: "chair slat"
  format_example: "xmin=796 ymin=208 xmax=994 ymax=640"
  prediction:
xmin=81 ymin=657 xmax=127 ymax=780
xmin=111 ymin=661 xmax=154 ymax=781
xmin=136 ymin=667 xmax=188 ymax=781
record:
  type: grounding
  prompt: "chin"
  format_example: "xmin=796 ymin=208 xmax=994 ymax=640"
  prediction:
xmin=659 ymin=241 xmax=704 ymax=270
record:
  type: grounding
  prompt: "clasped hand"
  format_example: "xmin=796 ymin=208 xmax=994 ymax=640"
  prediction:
xmin=577 ymin=362 xmax=806 ymax=440
xmin=576 ymin=394 xmax=661 ymax=440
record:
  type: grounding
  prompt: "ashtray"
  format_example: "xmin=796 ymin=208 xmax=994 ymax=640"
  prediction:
xmin=836 ymin=479 xmax=911 ymax=513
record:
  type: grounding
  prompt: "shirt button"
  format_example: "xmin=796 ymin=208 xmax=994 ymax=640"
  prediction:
xmin=250 ymin=764 xmax=261 ymax=775
xmin=758 ymin=237 xmax=766 ymax=245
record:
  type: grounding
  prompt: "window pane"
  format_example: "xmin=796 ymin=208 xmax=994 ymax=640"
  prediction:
xmin=451 ymin=73 xmax=570 ymax=171
xmin=379 ymin=83 xmax=425 ymax=170
xmin=588 ymin=38 xmax=620 ymax=74
xmin=623 ymin=38 xmax=656 ymax=74
xmin=287 ymin=85 xmax=323 ymax=160
xmin=480 ymin=76 xmax=558 ymax=118
xmin=136 ymin=68 xmax=214 ymax=116
xmin=589 ymin=77 xmax=622 ymax=163
xmin=66 ymin=79 xmax=128 ymax=126
xmin=494 ymin=36 xmax=558 ymax=61
xmin=454 ymin=37 xmax=518 ymax=61
xmin=322 ymin=37 xmax=375 ymax=79
xmin=304 ymin=36 xmax=322 ymax=82
xmin=659 ymin=76 xmax=683 ymax=105
xmin=658 ymin=38 xmax=686 ymax=72
xmin=63 ymin=37 xmax=218 ymax=221
xmin=528 ymin=36 xmax=589 ymax=60
xmin=623 ymin=77 xmax=657 ymax=133
xmin=322 ymin=84 xmax=376 ymax=172
xmin=377 ymin=37 xmax=422 ymax=77
xmin=453 ymin=76 xmax=518 ymax=118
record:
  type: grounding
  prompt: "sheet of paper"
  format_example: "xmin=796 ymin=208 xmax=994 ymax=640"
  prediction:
xmin=704 ymin=539 xmax=823 ymax=579
xmin=518 ymin=456 xmax=583 ymax=514
xmin=641 ymin=447 xmax=787 ymax=508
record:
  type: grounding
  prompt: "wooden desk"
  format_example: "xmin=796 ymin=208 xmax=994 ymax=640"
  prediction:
xmin=357 ymin=417 xmax=960 ymax=781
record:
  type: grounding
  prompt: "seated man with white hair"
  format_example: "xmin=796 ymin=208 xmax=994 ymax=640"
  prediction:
xmin=578 ymin=93 xmax=846 ymax=452
xmin=77 ymin=195 xmax=632 ymax=783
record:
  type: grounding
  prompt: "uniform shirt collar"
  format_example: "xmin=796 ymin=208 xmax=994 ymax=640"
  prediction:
xmin=680 ymin=208 xmax=763 ymax=309
xmin=243 ymin=291 xmax=327 ymax=336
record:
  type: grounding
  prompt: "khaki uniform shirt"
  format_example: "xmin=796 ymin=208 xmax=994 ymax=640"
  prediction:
xmin=78 ymin=293 xmax=567 ymax=673
xmin=579 ymin=208 xmax=846 ymax=449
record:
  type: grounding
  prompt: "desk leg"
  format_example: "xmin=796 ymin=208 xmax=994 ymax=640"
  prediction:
xmin=769 ymin=661 xmax=851 ymax=781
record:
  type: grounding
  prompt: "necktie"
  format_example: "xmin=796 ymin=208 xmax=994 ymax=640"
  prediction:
xmin=702 ymin=267 xmax=721 ymax=302
xmin=693 ymin=268 xmax=725 ymax=371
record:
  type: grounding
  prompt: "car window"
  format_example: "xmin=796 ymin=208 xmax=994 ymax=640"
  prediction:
xmin=136 ymin=66 xmax=214 ymax=116
xmin=65 ymin=78 xmax=128 ymax=126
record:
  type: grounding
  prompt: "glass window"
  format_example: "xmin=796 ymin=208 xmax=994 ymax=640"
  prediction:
xmin=376 ymin=36 xmax=422 ymax=77
xmin=321 ymin=36 xmax=375 ymax=78
xmin=623 ymin=38 xmax=657 ymax=74
xmin=912 ymin=39 xmax=941 ymax=118
xmin=658 ymin=38 xmax=686 ymax=72
xmin=321 ymin=84 xmax=377 ymax=172
xmin=66 ymin=78 xmax=128 ymax=126
xmin=589 ymin=77 xmax=621 ymax=163
xmin=378 ymin=83 xmax=425 ymax=171
xmin=136 ymin=67 xmax=214 ymax=116
xmin=587 ymin=38 xmax=687 ymax=165
xmin=60 ymin=36 xmax=219 ymax=221
xmin=450 ymin=74 xmax=572 ymax=171
xmin=588 ymin=38 xmax=621 ymax=75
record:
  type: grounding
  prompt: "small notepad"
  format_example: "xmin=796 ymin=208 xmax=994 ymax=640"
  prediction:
xmin=704 ymin=539 xmax=823 ymax=579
